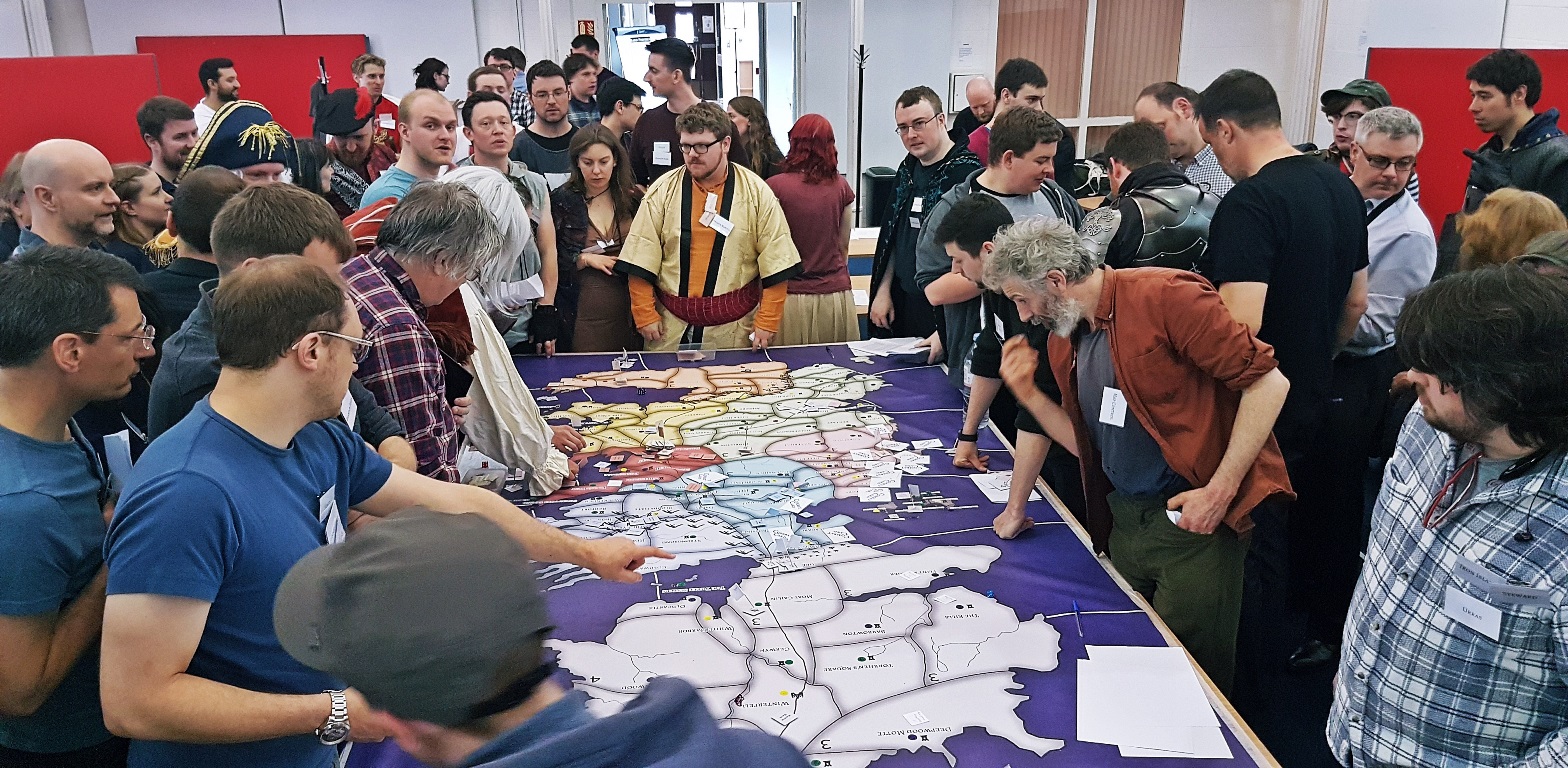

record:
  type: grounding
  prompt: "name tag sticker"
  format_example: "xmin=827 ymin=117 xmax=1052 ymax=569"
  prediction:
xmin=319 ymin=486 xmax=345 ymax=545
xmin=705 ymin=192 xmax=719 ymax=213
xmin=378 ymin=114 xmax=395 ymax=130
xmin=339 ymin=390 xmax=358 ymax=429
xmin=708 ymin=214 xmax=735 ymax=236
xmin=908 ymin=216 xmax=922 ymax=230
xmin=1444 ymin=585 xmax=1501 ymax=641
xmin=652 ymin=141 xmax=672 ymax=166
xmin=1098 ymin=387 xmax=1128 ymax=428
xmin=1490 ymin=583 xmax=1552 ymax=607
xmin=912 ymin=197 xmax=924 ymax=214
xmin=1453 ymin=556 xmax=1499 ymax=589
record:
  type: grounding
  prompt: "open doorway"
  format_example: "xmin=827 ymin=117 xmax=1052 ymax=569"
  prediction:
xmin=605 ymin=2 xmax=800 ymax=149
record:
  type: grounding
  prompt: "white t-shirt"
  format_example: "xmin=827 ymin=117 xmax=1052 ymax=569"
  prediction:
xmin=193 ymin=101 xmax=217 ymax=136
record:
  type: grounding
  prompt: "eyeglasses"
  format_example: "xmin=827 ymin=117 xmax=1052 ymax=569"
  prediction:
xmin=894 ymin=116 xmax=941 ymax=135
xmin=679 ymin=138 xmax=724 ymax=156
xmin=295 ymin=329 xmax=372 ymax=363
xmin=1358 ymin=147 xmax=1417 ymax=172
xmin=76 ymin=317 xmax=156 ymax=350
xmin=1423 ymin=451 xmax=1482 ymax=530
xmin=1328 ymin=110 xmax=1367 ymax=125
xmin=491 ymin=62 xmax=516 ymax=72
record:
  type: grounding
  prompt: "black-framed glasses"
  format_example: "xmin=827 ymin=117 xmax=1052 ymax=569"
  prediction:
xmin=1358 ymin=147 xmax=1417 ymax=172
xmin=679 ymin=138 xmax=724 ymax=156
xmin=894 ymin=115 xmax=941 ymax=135
xmin=76 ymin=316 xmax=156 ymax=351
xmin=1328 ymin=110 xmax=1367 ymax=125
xmin=295 ymin=329 xmax=372 ymax=363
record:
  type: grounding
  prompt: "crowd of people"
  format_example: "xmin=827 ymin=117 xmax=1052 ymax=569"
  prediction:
xmin=1 ymin=27 xmax=1567 ymax=768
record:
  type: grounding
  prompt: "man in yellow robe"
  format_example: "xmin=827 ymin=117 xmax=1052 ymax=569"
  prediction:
xmin=617 ymin=102 xmax=800 ymax=351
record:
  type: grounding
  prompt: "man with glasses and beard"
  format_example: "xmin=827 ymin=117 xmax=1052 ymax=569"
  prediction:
xmin=617 ymin=102 xmax=799 ymax=351
xmin=0 ymin=247 xmax=153 ymax=768
xmin=1329 ymin=265 xmax=1568 ymax=767
xmin=986 ymin=216 xmax=1292 ymax=694
xmin=509 ymin=61 xmax=579 ymax=189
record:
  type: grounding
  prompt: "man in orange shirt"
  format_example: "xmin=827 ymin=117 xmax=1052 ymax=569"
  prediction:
xmin=617 ymin=103 xmax=800 ymax=351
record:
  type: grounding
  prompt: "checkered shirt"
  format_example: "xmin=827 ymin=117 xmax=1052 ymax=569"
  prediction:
xmin=1182 ymin=145 xmax=1236 ymax=198
xmin=1328 ymin=404 xmax=1568 ymax=767
xmin=341 ymin=248 xmax=460 ymax=482
xmin=511 ymin=87 xmax=536 ymax=129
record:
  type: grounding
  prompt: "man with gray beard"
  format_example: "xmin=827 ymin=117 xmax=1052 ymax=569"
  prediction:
xmin=987 ymin=216 xmax=1292 ymax=693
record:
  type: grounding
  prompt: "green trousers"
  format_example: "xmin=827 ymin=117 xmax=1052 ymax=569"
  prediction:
xmin=1107 ymin=490 xmax=1246 ymax=694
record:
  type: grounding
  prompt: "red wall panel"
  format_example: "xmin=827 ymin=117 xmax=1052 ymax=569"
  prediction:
xmin=1366 ymin=47 xmax=1568 ymax=235
xmin=0 ymin=54 xmax=161 ymax=164
xmin=136 ymin=34 xmax=369 ymax=138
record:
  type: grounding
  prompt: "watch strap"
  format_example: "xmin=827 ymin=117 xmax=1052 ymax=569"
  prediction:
xmin=957 ymin=432 xmax=979 ymax=443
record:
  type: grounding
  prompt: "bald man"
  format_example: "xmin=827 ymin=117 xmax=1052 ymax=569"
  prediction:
xmin=949 ymin=77 xmax=996 ymax=145
xmin=13 ymin=140 xmax=118 ymax=258
xmin=358 ymin=89 xmax=458 ymax=208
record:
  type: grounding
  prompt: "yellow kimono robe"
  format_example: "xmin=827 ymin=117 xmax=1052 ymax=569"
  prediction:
xmin=617 ymin=163 xmax=801 ymax=351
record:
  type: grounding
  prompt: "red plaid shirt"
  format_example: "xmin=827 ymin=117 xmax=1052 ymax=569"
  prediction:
xmin=342 ymin=248 xmax=460 ymax=482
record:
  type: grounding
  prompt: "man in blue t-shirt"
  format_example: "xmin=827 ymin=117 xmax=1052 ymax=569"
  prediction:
xmin=0 ymin=246 xmax=154 ymax=766
xmin=100 ymin=256 xmax=670 ymax=768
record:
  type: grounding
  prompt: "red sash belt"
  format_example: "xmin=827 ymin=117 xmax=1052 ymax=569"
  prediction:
xmin=658 ymin=281 xmax=761 ymax=328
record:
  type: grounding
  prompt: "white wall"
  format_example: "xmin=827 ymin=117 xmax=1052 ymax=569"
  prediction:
xmin=0 ymin=0 xmax=39 ymax=58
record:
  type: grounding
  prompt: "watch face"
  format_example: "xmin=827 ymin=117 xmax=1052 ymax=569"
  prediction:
xmin=319 ymin=721 xmax=350 ymax=745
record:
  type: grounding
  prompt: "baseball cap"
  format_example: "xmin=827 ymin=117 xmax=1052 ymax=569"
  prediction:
xmin=274 ymin=507 xmax=554 ymax=727
xmin=1320 ymin=79 xmax=1392 ymax=111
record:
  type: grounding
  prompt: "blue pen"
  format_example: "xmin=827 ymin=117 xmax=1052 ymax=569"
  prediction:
xmin=1072 ymin=600 xmax=1084 ymax=638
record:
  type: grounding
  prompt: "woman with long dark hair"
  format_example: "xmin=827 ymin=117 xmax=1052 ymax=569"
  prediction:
xmin=413 ymin=58 xmax=450 ymax=92
xmin=550 ymin=124 xmax=643 ymax=352
xmin=727 ymin=96 xmax=784 ymax=178
xmin=765 ymin=114 xmax=858 ymax=344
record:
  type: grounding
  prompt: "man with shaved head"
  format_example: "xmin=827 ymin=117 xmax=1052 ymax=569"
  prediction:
xmin=358 ymin=89 xmax=458 ymax=208
xmin=949 ymin=76 xmax=996 ymax=145
xmin=12 ymin=140 xmax=118 ymax=258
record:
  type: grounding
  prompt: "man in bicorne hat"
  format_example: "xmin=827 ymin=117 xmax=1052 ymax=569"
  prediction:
xmin=315 ymin=87 xmax=397 ymax=216
xmin=179 ymin=101 xmax=296 ymax=187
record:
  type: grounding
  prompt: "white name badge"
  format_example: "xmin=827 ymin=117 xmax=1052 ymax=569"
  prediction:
xmin=378 ymin=114 xmax=395 ymax=130
xmin=908 ymin=216 xmax=922 ymax=229
xmin=319 ymin=486 xmax=346 ymax=545
xmin=1099 ymin=387 xmax=1128 ymax=428
xmin=705 ymin=192 xmax=719 ymax=213
xmin=1444 ymin=585 xmax=1501 ymax=641
xmin=652 ymin=141 xmax=672 ymax=166
xmin=911 ymin=197 xmax=924 ymax=214
xmin=339 ymin=390 xmax=358 ymax=429
xmin=708 ymin=213 xmax=735 ymax=236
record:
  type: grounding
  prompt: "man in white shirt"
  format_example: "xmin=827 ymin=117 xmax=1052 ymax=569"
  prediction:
xmin=192 ymin=58 xmax=240 ymax=136
xmin=1134 ymin=81 xmax=1234 ymax=197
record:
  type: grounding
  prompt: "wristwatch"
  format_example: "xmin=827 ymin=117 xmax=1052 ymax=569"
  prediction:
xmin=956 ymin=432 xmax=980 ymax=443
xmin=317 ymin=690 xmax=350 ymax=746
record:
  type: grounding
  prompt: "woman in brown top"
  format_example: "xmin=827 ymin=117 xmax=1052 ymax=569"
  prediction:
xmin=550 ymin=124 xmax=644 ymax=352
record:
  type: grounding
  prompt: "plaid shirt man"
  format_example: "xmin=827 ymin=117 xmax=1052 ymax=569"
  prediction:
xmin=342 ymin=247 xmax=460 ymax=482
xmin=1329 ymin=404 xmax=1568 ymax=767
xmin=1181 ymin=145 xmax=1235 ymax=198
xmin=511 ymin=87 xmax=536 ymax=130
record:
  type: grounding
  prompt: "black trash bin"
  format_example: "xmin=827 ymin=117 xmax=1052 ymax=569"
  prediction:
xmin=861 ymin=166 xmax=896 ymax=227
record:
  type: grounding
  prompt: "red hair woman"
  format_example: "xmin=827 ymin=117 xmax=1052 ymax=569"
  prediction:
xmin=764 ymin=114 xmax=858 ymax=344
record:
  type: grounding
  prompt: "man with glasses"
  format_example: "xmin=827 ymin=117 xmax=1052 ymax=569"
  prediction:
xmin=868 ymin=86 xmax=981 ymax=342
xmin=483 ymin=47 xmax=532 ymax=128
xmin=148 ymin=183 xmax=414 ymax=477
xmin=630 ymin=38 xmax=749 ymax=185
xmin=596 ymin=76 xmax=645 ymax=156
xmin=0 ymin=246 xmax=151 ymax=768
xmin=101 ymin=255 xmax=670 ymax=768
xmin=1317 ymin=79 xmax=1420 ymax=201
xmin=618 ymin=102 xmax=800 ymax=351
xmin=1329 ymin=265 xmax=1568 ymax=767
xmin=1296 ymin=106 xmax=1438 ymax=671
xmin=509 ymin=60 xmax=579 ymax=189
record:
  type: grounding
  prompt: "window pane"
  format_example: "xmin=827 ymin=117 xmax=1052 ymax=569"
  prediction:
xmin=995 ymin=0 xmax=1088 ymax=119
xmin=1088 ymin=0 xmax=1185 ymax=117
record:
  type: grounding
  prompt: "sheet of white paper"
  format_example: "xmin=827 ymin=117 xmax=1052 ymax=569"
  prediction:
xmin=1117 ymin=727 xmax=1232 ymax=759
xmin=911 ymin=439 xmax=944 ymax=450
xmin=685 ymin=468 xmax=727 ymax=486
xmin=868 ymin=471 xmax=903 ymax=488
xmin=103 ymin=430 xmax=133 ymax=489
xmin=1076 ymin=653 xmax=1221 ymax=731
xmin=852 ymin=289 xmax=870 ymax=307
xmin=846 ymin=337 xmax=927 ymax=357
xmin=877 ymin=440 xmax=910 ymax=451
xmin=823 ymin=526 xmax=855 ymax=543
xmin=969 ymin=471 xmax=1044 ymax=504
xmin=856 ymin=488 xmax=892 ymax=502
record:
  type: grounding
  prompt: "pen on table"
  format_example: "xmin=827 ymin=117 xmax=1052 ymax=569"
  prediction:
xmin=1072 ymin=600 xmax=1084 ymax=638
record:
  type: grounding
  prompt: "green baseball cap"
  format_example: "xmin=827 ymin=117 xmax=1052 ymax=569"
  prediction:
xmin=274 ymin=507 xmax=555 ymax=726
xmin=1321 ymin=79 xmax=1392 ymax=110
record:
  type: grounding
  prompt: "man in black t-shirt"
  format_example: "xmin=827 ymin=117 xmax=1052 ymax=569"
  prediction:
xmin=1195 ymin=69 xmax=1369 ymax=703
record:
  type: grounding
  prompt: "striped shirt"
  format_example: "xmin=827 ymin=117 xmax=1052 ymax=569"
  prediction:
xmin=342 ymin=248 xmax=460 ymax=482
xmin=1329 ymin=404 xmax=1568 ymax=767
xmin=1181 ymin=145 xmax=1235 ymax=198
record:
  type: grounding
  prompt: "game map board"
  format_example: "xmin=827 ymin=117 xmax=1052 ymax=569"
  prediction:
xmin=512 ymin=345 xmax=1269 ymax=767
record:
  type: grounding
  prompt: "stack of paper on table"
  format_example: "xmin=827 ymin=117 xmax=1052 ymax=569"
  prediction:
xmin=846 ymin=337 xmax=928 ymax=357
xmin=1076 ymin=645 xmax=1232 ymax=759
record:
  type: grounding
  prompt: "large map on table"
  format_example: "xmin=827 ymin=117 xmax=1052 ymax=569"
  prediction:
xmin=517 ymin=346 xmax=1262 ymax=767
